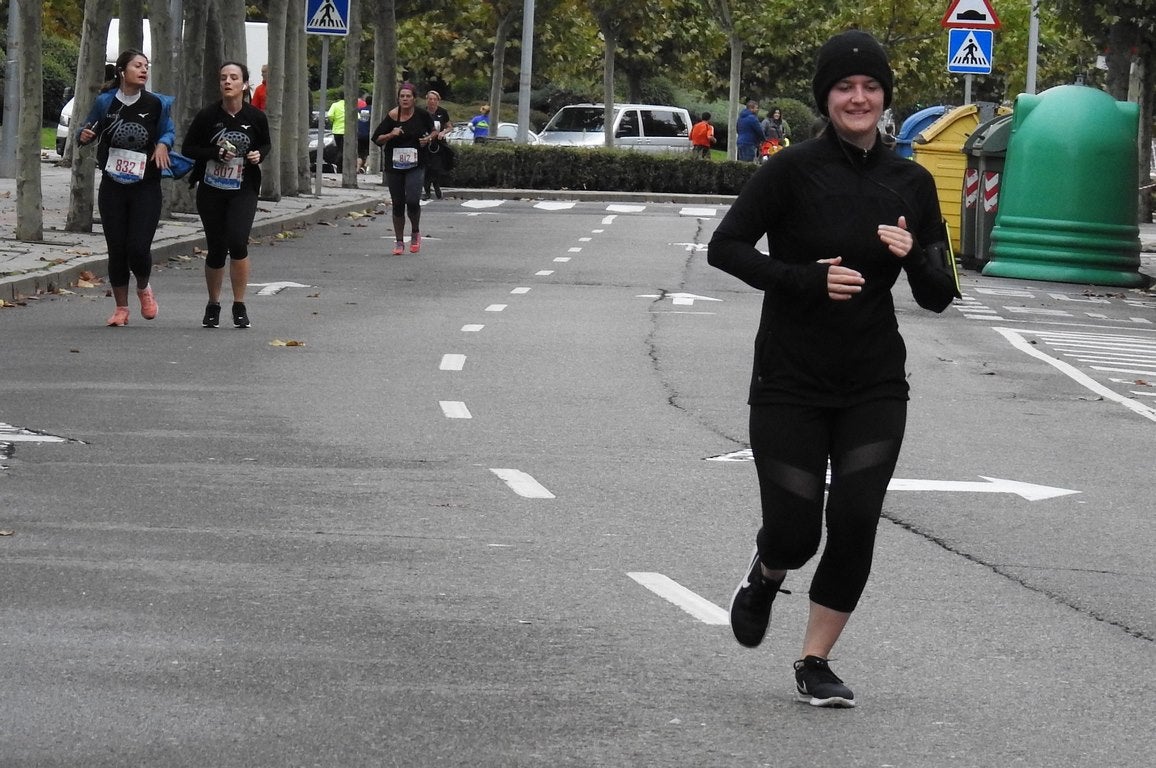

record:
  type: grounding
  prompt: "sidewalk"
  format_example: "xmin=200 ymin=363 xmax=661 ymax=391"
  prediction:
xmin=2 ymin=158 xmax=1154 ymax=302
xmin=0 ymin=158 xmax=388 ymax=301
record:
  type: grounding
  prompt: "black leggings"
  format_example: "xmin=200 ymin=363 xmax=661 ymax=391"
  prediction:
xmin=196 ymin=184 xmax=259 ymax=269
xmin=98 ymin=178 xmax=162 ymax=288
xmin=749 ymin=399 xmax=907 ymax=613
xmin=386 ymin=168 xmax=424 ymax=224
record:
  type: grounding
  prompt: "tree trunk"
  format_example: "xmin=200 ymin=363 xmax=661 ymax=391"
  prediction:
xmin=341 ymin=0 xmax=361 ymax=186
xmin=601 ymin=27 xmax=616 ymax=149
xmin=488 ymin=10 xmax=516 ymax=127
xmin=289 ymin=0 xmax=310 ymax=191
xmin=217 ymin=0 xmax=247 ymax=75
xmin=15 ymin=0 xmax=43 ymax=242
xmin=264 ymin=0 xmax=287 ymax=200
xmin=118 ymin=0 xmax=144 ymax=51
xmin=149 ymin=2 xmax=175 ymax=95
xmin=370 ymin=0 xmax=398 ymax=178
xmin=170 ymin=0 xmax=210 ymax=214
xmin=65 ymin=0 xmax=115 ymax=232
xmin=727 ymin=33 xmax=742 ymax=161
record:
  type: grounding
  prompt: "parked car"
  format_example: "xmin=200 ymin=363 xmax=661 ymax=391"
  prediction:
xmin=537 ymin=103 xmax=692 ymax=153
xmin=309 ymin=128 xmax=339 ymax=172
xmin=56 ymin=98 xmax=74 ymax=156
xmin=444 ymin=121 xmax=539 ymax=145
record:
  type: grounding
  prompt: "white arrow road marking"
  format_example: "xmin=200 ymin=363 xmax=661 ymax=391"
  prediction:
xmin=628 ymin=572 xmax=728 ymax=625
xmin=0 ymin=423 xmax=68 ymax=443
xmin=249 ymin=281 xmax=311 ymax=296
xmin=490 ymin=468 xmax=555 ymax=499
xmin=636 ymin=292 xmax=722 ymax=306
xmin=439 ymin=401 xmax=471 ymax=419
xmin=601 ymin=214 xmax=618 ymax=224
xmin=705 ymin=450 xmax=1078 ymax=500
xmin=439 ymin=354 xmax=466 ymax=371
xmin=534 ymin=201 xmax=576 ymax=210
xmin=887 ymin=477 xmax=1079 ymax=501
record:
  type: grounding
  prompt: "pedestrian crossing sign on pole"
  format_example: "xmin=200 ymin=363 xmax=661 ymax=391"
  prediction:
xmin=306 ymin=0 xmax=350 ymax=36
xmin=948 ymin=28 xmax=993 ymax=74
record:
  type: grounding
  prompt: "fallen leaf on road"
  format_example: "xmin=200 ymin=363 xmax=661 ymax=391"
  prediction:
xmin=269 ymin=339 xmax=306 ymax=347
xmin=65 ymin=248 xmax=93 ymax=256
xmin=0 ymin=530 xmax=14 ymax=536
xmin=76 ymin=279 xmax=99 ymax=288
xmin=1135 ymin=379 xmax=1151 ymax=387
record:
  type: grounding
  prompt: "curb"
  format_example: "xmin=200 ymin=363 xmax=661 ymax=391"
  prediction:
xmin=3 ymin=194 xmax=385 ymax=302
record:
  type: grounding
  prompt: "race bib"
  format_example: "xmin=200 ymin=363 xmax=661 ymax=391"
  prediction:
xmin=392 ymin=147 xmax=418 ymax=171
xmin=105 ymin=147 xmax=148 ymax=184
xmin=204 ymin=157 xmax=244 ymax=190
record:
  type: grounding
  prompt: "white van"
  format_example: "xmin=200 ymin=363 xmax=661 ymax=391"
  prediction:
xmin=537 ymin=103 xmax=693 ymax=153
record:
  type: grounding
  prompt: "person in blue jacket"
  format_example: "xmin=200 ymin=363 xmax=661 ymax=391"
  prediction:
xmin=76 ymin=49 xmax=174 ymax=326
xmin=735 ymin=99 xmax=763 ymax=162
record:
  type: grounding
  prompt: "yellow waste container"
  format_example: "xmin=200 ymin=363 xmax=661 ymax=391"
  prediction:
xmin=913 ymin=105 xmax=982 ymax=253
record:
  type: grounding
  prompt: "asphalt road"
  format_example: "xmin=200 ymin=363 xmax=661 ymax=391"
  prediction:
xmin=2 ymin=197 xmax=1154 ymax=767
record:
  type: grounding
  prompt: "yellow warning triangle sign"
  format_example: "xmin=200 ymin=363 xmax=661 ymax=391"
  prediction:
xmin=941 ymin=0 xmax=1001 ymax=29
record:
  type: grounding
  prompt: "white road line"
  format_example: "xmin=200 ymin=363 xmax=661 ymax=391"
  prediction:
xmin=591 ymin=229 xmax=604 ymax=233
xmin=554 ymin=257 xmax=571 ymax=263
xmin=439 ymin=401 xmax=472 ymax=419
xmin=462 ymin=324 xmax=484 ymax=332
xmin=489 ymin=468 xmax=555 ymax=499
xmin=462 ymin=200 xmax=504 ymax=209
xmin=606 ymin=206 xmax=642 ymax=214
xmin=579 ymin=237 xmax=592 ymax=242
xmin=536 ymin=270 xmax=554 ymax=276
xmin=994 ymin=327 xmax=1156 ymax=423
xmin=627 ymin=572 xmax=728 ymax=625
xmin=485 ymin=304 xmax=507 ymax=312
xmin=440 ymin=354 xmax=466 ymax=371
xmin=602 ymin=214 xmax=618 ymax=224
xmin=511 ymin=287 xmax=531 ymax=295
xmin=680 ymin=207 xmax=718 ymax=217
xmin=568 ymin=247 xmax=582 ymax=253
xmin=534 ymin=201 xmax=577 ymax=210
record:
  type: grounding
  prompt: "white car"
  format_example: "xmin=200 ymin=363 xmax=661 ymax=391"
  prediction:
xmin=56 ymin=98 xmax=74 ymax=155
xmin=537 ymin=103 xmax=693 ymax=153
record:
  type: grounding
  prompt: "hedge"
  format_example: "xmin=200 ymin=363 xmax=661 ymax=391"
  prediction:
xmin=445 ymin=142 xmax=758 ymax=196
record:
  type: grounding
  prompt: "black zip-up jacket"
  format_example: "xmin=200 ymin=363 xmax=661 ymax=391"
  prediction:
xmin=708 ymin=125 xmax=958 ymax=407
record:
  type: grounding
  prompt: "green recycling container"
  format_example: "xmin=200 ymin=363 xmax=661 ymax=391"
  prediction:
xmin=983 ymin=85 xmax=1144 ymax=287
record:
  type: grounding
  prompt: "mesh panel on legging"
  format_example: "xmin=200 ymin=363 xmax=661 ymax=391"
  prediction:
xmin=750 ymin=400 xmax=906 ymax=613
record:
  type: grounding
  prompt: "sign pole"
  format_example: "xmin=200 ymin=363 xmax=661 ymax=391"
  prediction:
xmin=315 ymin=37 xmax=328 ymax=196
xmin=964 ymin=73 xmax=973 ymax=104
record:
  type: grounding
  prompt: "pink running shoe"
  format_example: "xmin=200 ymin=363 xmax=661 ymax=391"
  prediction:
xmin=106 ymin=306 xmax=130 ymax=326
xmin=410 ymin=233 xmax=422 ymax=253
xmin=137 ymin=286 xmax=158 ymax=319
xmin=391 ymin=241 xmax=404 ymax=256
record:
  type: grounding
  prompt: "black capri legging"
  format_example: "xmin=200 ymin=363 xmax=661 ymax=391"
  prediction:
xmin=385 ymin=167 xmax=424 ymax=221
xmin=98 ymin=178 xmax=163 ymax=288
xmin=196 ymin=184 xmax=259 ymax=269
xmin=750 ymin=399 xmax=907 ymax=613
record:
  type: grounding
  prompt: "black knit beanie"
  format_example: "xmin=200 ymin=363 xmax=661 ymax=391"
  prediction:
xmin=811 ymin=30 xmax=894 ymax=116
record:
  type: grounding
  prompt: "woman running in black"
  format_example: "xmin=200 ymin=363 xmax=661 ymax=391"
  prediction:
xmin=709 ymin=30 xmax=959 ymax=708
xmin=181 ymin=61 xmax=271 ymax=328
xmin=76 ymin=49 xmax=174 ymax=326
xmin=372 ymin=82 xmax=434 ymax=255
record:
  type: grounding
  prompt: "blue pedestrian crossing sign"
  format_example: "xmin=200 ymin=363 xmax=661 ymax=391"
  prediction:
xmin=948 ymin=28 xmax=993 ymax=74
xmin=305 ymin=0 xmax=350 ymax=36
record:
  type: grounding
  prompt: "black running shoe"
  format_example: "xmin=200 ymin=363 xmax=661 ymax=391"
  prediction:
xmin=729 ymin=548 xmax=786 ymax=648
xmin=202 ymin=302 xmax=221 ymax=328
xmin=794 ymin=656 xmax=856 ymax=708
xmin=232 ymin=302 xmax=250 ymax=328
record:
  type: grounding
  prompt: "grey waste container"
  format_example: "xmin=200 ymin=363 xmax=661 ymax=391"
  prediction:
xmin=959 ymin=113 xmax=1014 ymax=270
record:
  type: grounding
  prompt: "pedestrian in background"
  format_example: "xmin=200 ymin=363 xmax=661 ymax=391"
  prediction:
xmin=372 ymin=82 xmax=434 ymax=255
xmin=423 ymin=90 xmax=452 ymax=199
xmin=356 ymin=93 xmax=371 ymax=173
xmin=735 ymin=99 xmax=762 ymax=162
xmin=690 ymin=111 xmax=716 ymax=159
xmin=75 ymin=48 xmax=174 ymax=327
xmin=326 ymin=91 xmax=348 ymax=159
xmin=251 ymin=64 xmax=268 ymax=111
xmin=182 ymin=61 xmax=271 ymax=329
xmin=708 ymin=29 xmax=959 ymax=708
xmin=469 ymin=104 xmax=490 ymax=143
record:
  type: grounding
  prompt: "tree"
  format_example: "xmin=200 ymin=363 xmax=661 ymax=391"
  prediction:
xmin=263 ymin=0 xmax=288 ymax=200
xmin=16 ymin=0 xmax=43 ymax=241
xmin=339 ymin=0 xmax=361 ymax=186
xmin=65 ymin=0 xmax=114 ymax=233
